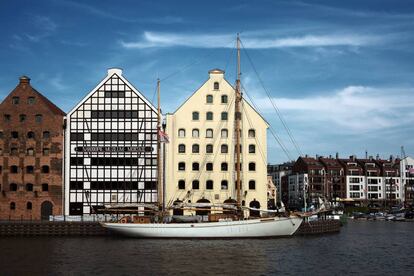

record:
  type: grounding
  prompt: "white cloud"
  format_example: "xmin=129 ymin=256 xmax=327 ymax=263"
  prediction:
xmin=252 ymin=86 xmax=414 ymax=132
xmin=120 ymin=31 xmax=382 ymax=49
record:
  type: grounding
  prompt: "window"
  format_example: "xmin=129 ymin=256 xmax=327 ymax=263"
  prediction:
xmin=27 ymin=97 xmax=35 ymax=105
xmin=221 ymin=180 xmax=228 ymax=190
xmin=43 ymin=131 xmax=50 ymax=139
xmin=214 ymin=82 xmax=219 ymax=90
xmin=0 ymin=132 xmax=3 ymax=139
xmin=192 ymin=162 xmax=199 ymax=171
xmin=43 ymin=148 xmax=50 ymax=156
xmin=10 ymin=202 xmax=16 ymax=210
xmin=221 ymin=95 xmax=228 ymax=104
xmin=249 ymin=180 xmax=256 ymax=190
xmin=41 ymin=165 xmax=50 ymax=173
xmin=12 ymin=97 xmax=20 ymax=104
xmin=178 ymin=129 xmax=185 ymax=138
xmin=11 ymin=148 xmax=18 ymax=156
xmin=221 ymin=144 xmax=228 ymax=153
xmin=206 ymin=180 xmax=213 ymax=190
xmin=192 ymin=129 xmax=199 ymax=138
xmin=221 ymin=129 xmax=228 ymax=138
xmin=35 ymin=114 xmax=43 ymax=123
xmin=248 ymin=129 xmax=256 ymax=138
xmin=192 ymin=144 xmax=199 ymax=153
xmin=27 ymin=202 xmax=32 ymax=210
xmin=19 ymin=114 xmax=26 ymax=122
xmin=221 ymin=162 xmax=228 ymax=171
xmin=206 ymin=162 xmax=213 ymax=171
xmin=206 ymin=144 xmax=213 ymax=153
xmin=206 ymin=112 xmax=213 ymax=120
xmin=10 ymin=183 xmax=18 ymax=191
xmin=27 ymin=131 xmax=35 ymax=139
xmin=249 ymin=162 xmax=256 ymax=171
xmin=249 ymin=144 xmax=256 ymax=153
xmin=178 ymin=162 xmax=185 ymax=171
xmin=42 ymin=183 xmax=49 ymax=191
xmin=26 ymin=183 xmax=33 ymax=191
xmin=192 ymin=112 xmax=199 ymax=120
xmin=10 ymin=165 xmax=19 ymax=173
xmin=4 ymin=114 xmax=11 ymax=122
xmin=11 ymin=131 xmax=18 ymax=138
xmin=27 ymin=148 xmax=34 ymax=156
xmin=26 ymin=166 xmax=34 ymax=173
xmin=221 ymin=112 xmax=228 ymax=120
xmin=206 ymin=129 xmax=213 ymax=138
xmin=178 ymin=144 xmax=186 ymax=153
xmin=178 ymin=180 xmax=185 ymax=190
xmin=192 ymin=180 xmax=199 ymax=189
xmin=206 ymin=95 xmax=213 ymax=103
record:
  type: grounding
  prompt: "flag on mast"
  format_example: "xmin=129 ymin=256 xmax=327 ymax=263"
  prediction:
xmin=158 ymin=129 xmax=170 ymax=143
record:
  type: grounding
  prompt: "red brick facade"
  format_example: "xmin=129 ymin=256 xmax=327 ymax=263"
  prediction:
xmin=0 ymin=76 xmax=65 ymax=220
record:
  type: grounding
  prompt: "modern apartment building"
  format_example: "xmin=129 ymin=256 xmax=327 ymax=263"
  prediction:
xmin=400 ymin=156 xmax=414 ymax=206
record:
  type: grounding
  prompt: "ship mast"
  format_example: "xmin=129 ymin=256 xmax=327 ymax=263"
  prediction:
xmin=235 ymin=34 xmax=242 ymax=215
xmin=156 ymin=79 xmax=163 ymax=214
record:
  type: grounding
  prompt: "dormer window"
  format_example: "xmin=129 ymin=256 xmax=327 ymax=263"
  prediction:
xmin=214 ymin=82 xmax=219 ymax=90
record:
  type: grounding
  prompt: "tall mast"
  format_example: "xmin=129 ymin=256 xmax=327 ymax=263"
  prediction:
xmin=156 ymin=79 xmax=163 ymax=213
xmin=235 ymin=34 xmax=242 ymax=212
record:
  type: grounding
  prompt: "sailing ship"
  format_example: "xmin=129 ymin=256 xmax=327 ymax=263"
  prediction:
xmin=101 ymin=35 xmax=303 ymax=238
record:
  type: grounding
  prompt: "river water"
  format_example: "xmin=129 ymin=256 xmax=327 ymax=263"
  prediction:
xmin=0 ymin=220 xmax=413 ymax=275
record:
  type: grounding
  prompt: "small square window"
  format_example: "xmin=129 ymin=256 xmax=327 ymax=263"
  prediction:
xmin=27 ymin=97 xmax=35 ymax=105
xmin=12 ymin=97 xmax=20 ymax=104
xmin=4 ymin=114 xmax=11 ymax=122
xmin=35 ymin=114 xmax=43 ymax=123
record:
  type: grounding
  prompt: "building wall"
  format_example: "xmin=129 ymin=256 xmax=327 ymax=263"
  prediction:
xmin=165 ymin=69 xmax=268 ymax=216
xmin=400 ymin=156 xmax=414 ymax=204
xmin=0 ymin=77 xmax=64 ymax=220
xmin=64 ymin=69 xmax=158 ymax=215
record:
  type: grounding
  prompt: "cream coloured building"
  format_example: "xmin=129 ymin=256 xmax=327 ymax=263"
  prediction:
xmin=165 ymin=69 xmax=269 ymax=217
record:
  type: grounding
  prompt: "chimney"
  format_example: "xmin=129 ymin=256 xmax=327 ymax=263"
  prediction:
xmin=107 ymin=68 xmax=123 ymax=76
xmin=19 ymin=76 xmax=30 ymax=84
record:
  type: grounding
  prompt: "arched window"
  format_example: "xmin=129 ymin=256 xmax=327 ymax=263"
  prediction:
xmin=11 ymin=131 xmax=18 ymax=138
xmin=192 ymin=129 xmax=199 ymax=138
xmin=206 ymin=129 xmax=213 ymax=138
xmin=249 ymin=180 xmax=256 ymax=190
xmin=221 ymin=95 xmax=228 ymax=104
xmin=206 ymin=95 xmax=213 ymax=103
xmin=221 ymin=129 xmax=228 ymax=138
xmin=249 ymin=144 xmax=256 ymax=153
xmin=10 ymin=183 xmax=18 ymax=191
xmin=206 ymin=112 xmax=213 ymax=120
xmin=178 ymin=129 xmax=185 ymax=137
xmin=192 ymin=144 xmax=199 ymax=153
xmin=192 ymin=112 xmax=199 ymax=120
xmin=192 ymin=162 xmax=199 ymax=171
xmin=249 ymin=162 xmax=256 ymax=171
xmin=178 ymin=162 xmax=185 ymax=171
xmin=27 ymin=131 xmax=35 ymax=139
xmin=221 ymin=112 xmax=228 ymax=121
xmin=206 ymin=180 xmax=213 ymax=190
xmin=41 ymin=165 xmax=50 ymax=173
xmin=35 ymin=114 xmax=43 ymax=123
xmin=27 ymin=202 xmax=32 ymax=210
xmin=10 ymin=202 xmax=16 ymax=210
xmin=19 ymin=114 xmax=26 ymax=122
xmin=178 ymin=180 xmax=185 ymax=190
xmin=206 ymin=162 xmax=213 ymax=171
xmin=10 ymin=165 xmax=19 ymax=173
xmin=221 ymin=144 xmax=228 ymax=153
xmin=178 ymin=144 xmax=186 ymax=153
xmin=221 ymin=180 xmax=228 ymax=190
xmin=26 ymin=183 xmax=34 ymax=191
xmin=27 ymin=148 xmax=34 ymax=156
xmin=192 ymin=180 xmax=200 ymax=189
xmin=196 ymin=198 xmax=211 ymax=215
xmin=214 ymin=82 xmax=219 ymax=90
xmin=249 ymin=200 xmax=261 ymax=217
xmin=42 ymin=183 xmax=49 ymax=191
xmin=248 ymin=129 xmax=256 ymax=138
xmin=43 ymin=131 xmax=50 ymax=139
xmin=206 ymin=144 xmax=213 ymax=153
xmin=221 ymin=162 xmax=228 ymax=171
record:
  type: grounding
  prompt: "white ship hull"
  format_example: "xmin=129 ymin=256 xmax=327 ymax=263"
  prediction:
xmin=101 ymin=216 xmax=303 ymax=238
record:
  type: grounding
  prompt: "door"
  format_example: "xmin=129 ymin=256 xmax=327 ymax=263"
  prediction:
xmin=41 ymin=201 xmax=53 ymax=220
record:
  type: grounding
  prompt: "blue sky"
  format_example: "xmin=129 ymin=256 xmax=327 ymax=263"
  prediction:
xmin=1 ymin=0 xmax=413 ymax=163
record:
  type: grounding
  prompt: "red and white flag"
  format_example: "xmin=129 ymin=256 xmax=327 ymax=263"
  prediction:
xmin=158 ymin=129 xmax=170 ymax=143
xmin=409 ymin=168 xmax=414 ymax=174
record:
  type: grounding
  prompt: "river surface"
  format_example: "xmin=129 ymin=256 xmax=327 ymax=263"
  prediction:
xmin=0 ymin=220 xmax=413 ymax=276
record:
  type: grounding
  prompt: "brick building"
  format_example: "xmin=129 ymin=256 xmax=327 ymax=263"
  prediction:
xmin=0 ymin=76 xmax=65 ymax=220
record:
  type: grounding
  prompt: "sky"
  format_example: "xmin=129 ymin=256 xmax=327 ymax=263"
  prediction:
xmin=0 ymin=0 xmax=413 ymax=163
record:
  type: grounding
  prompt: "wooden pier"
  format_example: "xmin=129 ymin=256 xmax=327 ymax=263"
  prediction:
xmin=295 ymin=219 xmax=341 ymax=235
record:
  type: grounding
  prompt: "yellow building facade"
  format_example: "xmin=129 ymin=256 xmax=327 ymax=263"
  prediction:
xmin=165 ymin=69 xmax=269 ymax=217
